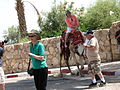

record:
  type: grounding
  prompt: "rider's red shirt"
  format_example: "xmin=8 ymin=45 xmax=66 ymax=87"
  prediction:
xmin=65 ymin=15 xmax=79 ymax=29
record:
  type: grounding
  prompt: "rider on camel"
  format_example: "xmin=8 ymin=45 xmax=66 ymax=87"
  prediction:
xmin=65 ymin=10 xmax=79 ymax=47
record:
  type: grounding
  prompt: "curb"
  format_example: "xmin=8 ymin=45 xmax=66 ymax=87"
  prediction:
xmin=5 ymin=68 xmax=118 ymax=79
xmin=53 ymin=69 xmax=116 ymax=76
xmin=5 ymin=72 xmax=29 ymax=78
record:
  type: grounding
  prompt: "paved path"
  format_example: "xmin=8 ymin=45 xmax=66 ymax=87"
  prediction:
xmin=4 ymin=61 xmax=120 ymax=90
xmin=5 ymin=61 xmax=120 ymax=78
xmin=5 ymin=75 xmax=120 ymax=90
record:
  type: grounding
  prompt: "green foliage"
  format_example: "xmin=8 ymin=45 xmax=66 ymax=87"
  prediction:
xmin=3 ymin=26 xmax=19 ymax=44
xmin=37 ymin=15 xmax=43 ymax=30
xmin=7 ymin=0 xmax=120 ymax=41
xmin=38 ymin=0 xmax=120 ymax=35
xmin=38 ymin=1 xmax=83 ymax=38
xmin=82 ymin=0 xmax=120 ymax=30
xmin=39 ymin=2 xmax=66 ymax=38
xmin=3 ymin=26 xmax=30 ymax=44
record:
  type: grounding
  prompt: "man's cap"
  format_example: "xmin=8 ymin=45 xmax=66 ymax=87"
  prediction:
xmin=65 ymin=10 xmax=71 ymax=14
xmin=85 ymin=30 xmax=94 ymax=35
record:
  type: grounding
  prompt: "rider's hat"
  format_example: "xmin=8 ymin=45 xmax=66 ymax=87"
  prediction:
xmin=65 ymin=10 xmax=71 ymax=14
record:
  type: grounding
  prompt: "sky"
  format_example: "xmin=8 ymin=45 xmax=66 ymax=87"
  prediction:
xmin=0 ymin=0 xmax=96 ymax=40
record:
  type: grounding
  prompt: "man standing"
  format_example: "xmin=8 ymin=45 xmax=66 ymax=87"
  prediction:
xmin=65 ymin=10 xmax=79 ymax=47
xmin=0 ymin=41 xmax=5 ymax=90
xmin=84 ymin=30 xmax=106 ymax=88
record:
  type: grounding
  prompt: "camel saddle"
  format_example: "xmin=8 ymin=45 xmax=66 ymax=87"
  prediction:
xmin=63 ymin=30 xmax=84 ymax=46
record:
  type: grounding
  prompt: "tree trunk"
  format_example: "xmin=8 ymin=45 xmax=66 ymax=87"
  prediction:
xmin=15 ymin=0 xmax=27 ymax=39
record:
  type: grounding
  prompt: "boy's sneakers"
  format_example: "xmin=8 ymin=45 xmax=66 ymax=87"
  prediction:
xmin=99 ymin=81 xmax=106 ymax=87
xmin=95 ymin=74 xmax=100 ymax=81
xmin=89 ymin=81 xmax=106 ymax=88
xmin=89 ymin=82 xmax=98 ymax=88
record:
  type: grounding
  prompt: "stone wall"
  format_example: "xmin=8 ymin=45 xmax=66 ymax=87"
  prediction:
xmin=3 ymin=21 xmax=120 ymax=74
xmin=109 ymin=21 xmax=120 ymax=60
xmin=94 ymin=29 xmax=112 ymax=62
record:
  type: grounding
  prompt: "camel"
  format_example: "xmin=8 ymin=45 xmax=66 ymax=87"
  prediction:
xmin=59 ymin=30 xmax=86 ymax=76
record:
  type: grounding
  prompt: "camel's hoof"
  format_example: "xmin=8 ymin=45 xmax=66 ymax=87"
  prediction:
xmin=53 ymin=72 xmax=63 ymax=77
xmin=59 ymin=74 xmax=63 ymax=77
xmin=80 ymin=74 xmax=85 ymax=77
xmin=81 ymin=67 xmax=84 ymax=70
xmin=76 ymin=72 xmax=79 ymax=76
xmin=71 ymin=72 xmax=76 ymax=75
xmin=76 ymin=72 xmax=85 ymax=77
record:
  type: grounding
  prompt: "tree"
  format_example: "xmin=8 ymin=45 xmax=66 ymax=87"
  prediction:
xmin=3 ymin=26 xmax=19 ymax=44
xmin=81 ymin=0 xmax=120 ymax=30
xmin=39 ymin=1 xmax=84 ymax=38
xmin=15 ymin=0 xmax=27 ymax=38
xmin=39 ymin=1 xmax=67 ymax=38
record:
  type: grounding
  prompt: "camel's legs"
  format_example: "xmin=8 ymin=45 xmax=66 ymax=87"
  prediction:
xmin=65 ymin=59 xmax=74 ymax=75
xmin=72 ymin=52 xmax=84 ymax=77
xmin=60 ymin=53 xmax=63 ymax=77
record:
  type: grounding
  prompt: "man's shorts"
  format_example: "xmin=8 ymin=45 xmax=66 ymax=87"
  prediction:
xmin=0 ymin=67 xmax=5 ymax=84
xmin=88 ymin=60 xmax=101 ymax=75
xmin=66 ymin=27 xmax=79 ymax=33
xmin=66 ymin=27 xmax=73 ymax=33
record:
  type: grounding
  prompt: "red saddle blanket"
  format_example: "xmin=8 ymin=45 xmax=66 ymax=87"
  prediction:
xmin=63 ymin=30 xmax=84 ymax=46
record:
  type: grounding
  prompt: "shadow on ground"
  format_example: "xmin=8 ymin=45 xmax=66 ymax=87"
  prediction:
xmin=5 ymin=75 xmax=120 ymax=90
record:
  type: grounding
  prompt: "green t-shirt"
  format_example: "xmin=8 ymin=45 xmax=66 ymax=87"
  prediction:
xmin=30 ymin=41 xmax=47 ymax=69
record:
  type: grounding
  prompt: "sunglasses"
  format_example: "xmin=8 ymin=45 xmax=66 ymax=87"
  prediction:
xmin=28 ymin=35 xmax=36 ymax=37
